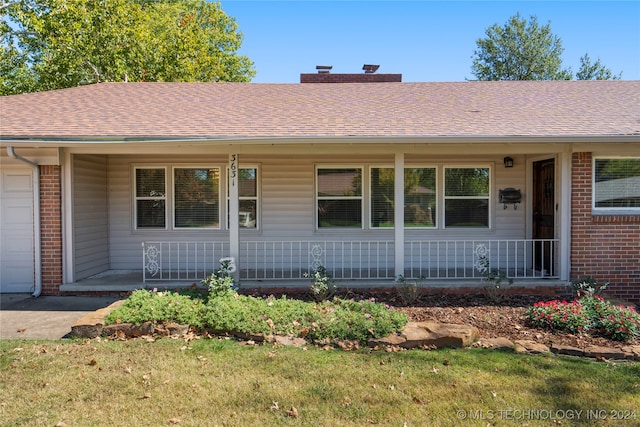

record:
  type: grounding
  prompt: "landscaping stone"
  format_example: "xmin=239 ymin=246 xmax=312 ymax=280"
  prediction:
xmin=70 ymin=300 xmax=125 ymax=338
xmin=585 ymin=345 xmax=628 ymax=360
xmin=514 ymin=340 xmax=549 ymax=354
xmin=550 ymin=343 xmax=584 ymax=357
xmin=621 ymin=345 xmax=640 ymax=361
xmin=478 ymin=337 xmax=514 ymax=350
xmin=102 ymin=322 xmax=155 ymax=338
xmin=397 ymin=321 xmax=479 ymax=349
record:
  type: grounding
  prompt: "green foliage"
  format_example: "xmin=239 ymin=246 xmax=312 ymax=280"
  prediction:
xmin=525 ymin=296 xmax=640 ymax=342
xmin=104 ymin=289 xmax=206 ymax=327
xmin=305 ymin=265 xmax=337 ymax=301
xmin=472 ymin=14 xmax=572 ymax=81
xmin=105 ymin=289 xmax=408 ymax=344
xmin=572 ymin=277 xmax=608 ymax=298
xmin=1 ymin=0 xmax=255 ymax=95
xmin=310 ymin=297 xmax=408 ymax=342
xmin=201 ymin=258 xmax=238 ymax=298
xmin=576 ymin=53 xmax=621 ymax=80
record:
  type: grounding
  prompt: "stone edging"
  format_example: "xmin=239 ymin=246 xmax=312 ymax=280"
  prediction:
xmin=70 ymin=300 xmax=640 ymax=362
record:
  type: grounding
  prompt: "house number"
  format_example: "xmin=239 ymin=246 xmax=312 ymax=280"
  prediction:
xmin=230 ymin=154 xmax=237 ymax=187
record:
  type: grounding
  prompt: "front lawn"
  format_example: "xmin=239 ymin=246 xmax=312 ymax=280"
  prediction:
xmin=1 ymin=339 xmax=638 ymax=426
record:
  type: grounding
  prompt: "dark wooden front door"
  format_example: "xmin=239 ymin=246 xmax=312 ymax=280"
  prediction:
xmin=532 ymin=159 xmax=555 ymax=275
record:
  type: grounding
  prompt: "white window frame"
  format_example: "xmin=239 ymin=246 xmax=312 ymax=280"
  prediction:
xmin=172 ymin=165 xmax=222 ymax=230
xmin=442 ymin=165 xmax=492 ymax=229
xmin=133 ymin=166 xmax=168 ymax=231
xmin=226 ymin=165 xmax=260 ymax=230
xmin=369 ymin=165 xmax=395 ymax=229
xmin=404 ymin=165 xmax=439 ymax=229
xmin=315 ymin=165 xmax=364 ymax=230
xmin=592 ymin=156 xmax=640 ymax=215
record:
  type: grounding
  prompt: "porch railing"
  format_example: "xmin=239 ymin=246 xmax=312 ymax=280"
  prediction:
xmin=142 ymin=239 xmax=559 ymax=282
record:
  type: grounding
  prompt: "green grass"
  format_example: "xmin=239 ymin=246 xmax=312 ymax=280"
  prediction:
xmin=1 ymin=339 xmax=638 ymax=426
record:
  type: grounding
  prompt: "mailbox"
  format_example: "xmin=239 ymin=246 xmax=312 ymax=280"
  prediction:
xmin=499 ymin=188 xmax=522 ymax=209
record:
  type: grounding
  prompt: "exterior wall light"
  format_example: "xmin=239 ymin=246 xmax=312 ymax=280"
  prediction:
xmin=503 ymin=157 xmax=514 ymax=168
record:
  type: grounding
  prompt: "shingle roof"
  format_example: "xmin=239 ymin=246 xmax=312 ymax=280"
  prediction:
xmin=1 ymin=80 xmax=639 ymax=140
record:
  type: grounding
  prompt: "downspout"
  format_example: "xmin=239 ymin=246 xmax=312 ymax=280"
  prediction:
xmin=7 ymin=147 xmax=42 ymax=297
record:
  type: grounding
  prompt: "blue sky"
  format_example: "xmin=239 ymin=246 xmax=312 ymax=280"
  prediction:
xmin=220 ymin=1 xmax=640 ymax=83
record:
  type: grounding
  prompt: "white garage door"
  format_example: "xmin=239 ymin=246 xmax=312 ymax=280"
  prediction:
xmin=0 ymin=168 xmax=35 ymax=293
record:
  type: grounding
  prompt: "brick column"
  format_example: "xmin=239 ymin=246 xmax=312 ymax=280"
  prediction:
xmin=571 ymin=153 xmax=640 ymax=304
xmin=39 ymin=165 xmax=63 ymax=295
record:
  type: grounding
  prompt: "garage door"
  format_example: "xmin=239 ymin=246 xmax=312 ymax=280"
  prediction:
xmin=0 ymin=168 xmax=35 ymax=293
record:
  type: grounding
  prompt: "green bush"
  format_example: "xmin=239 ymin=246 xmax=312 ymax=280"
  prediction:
xmin=104 ymin=289 xmax=206 ymax=328
xmin=105 ymin=289 xmax=408 ymax=344
xmin=525 ymin=295 xmax=640 ymax=342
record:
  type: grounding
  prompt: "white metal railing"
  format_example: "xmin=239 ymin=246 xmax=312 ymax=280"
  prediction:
xmin=142 ymin=239 xmax=559 ymax=282
xmin=405 ymin=239 xmax=559 ymax=279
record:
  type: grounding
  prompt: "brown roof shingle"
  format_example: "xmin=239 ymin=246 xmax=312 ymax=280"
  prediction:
xmin=1 ymin=80 xmax=639 ymax=140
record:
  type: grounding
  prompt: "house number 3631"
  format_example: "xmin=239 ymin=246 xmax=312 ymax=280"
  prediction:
xmin=230 ymin=154 xmax=237 ymax=187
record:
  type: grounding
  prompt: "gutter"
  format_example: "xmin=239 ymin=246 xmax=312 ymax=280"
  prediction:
xmin=6 ymin=147 xmax=42 ymax=298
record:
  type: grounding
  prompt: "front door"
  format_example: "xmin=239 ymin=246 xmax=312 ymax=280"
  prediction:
xmin=532 ymin=159 xmax=555 ymax=276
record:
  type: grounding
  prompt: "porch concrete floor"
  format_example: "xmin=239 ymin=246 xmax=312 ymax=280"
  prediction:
xmin=61 ymin=270 xmax=569 ymax=294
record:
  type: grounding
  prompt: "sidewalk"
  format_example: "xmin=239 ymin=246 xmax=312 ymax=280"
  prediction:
xmin=0 ymin=294 xmax=120 ymax=339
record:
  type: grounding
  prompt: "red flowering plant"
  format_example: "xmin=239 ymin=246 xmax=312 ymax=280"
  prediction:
xmin=525 ymin=295 xmax=640 ymax=342
xmin=525 ymin=299 xmax=588 ymax=334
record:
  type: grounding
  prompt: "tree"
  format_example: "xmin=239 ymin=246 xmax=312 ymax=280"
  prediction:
xmin=1 ymin=0 xmax=255 ymax=95
xmin=576 ymin=53 xmax=621 ymax=80
xmin=471 ymin=14 xmax=572 ymax=81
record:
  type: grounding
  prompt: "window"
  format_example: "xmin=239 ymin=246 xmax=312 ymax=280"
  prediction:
xmin=444 ymin=167 xmax=490 ymax=228
xmin=174 ymin=167 xmax=220 ymax=229
xmin=594 ymin=158 xmax=640 ymax=211
xmin=228 ymin=167 xmax=259 ymax=229
xmin=370 ymin=168 xmax=394 ymax=228
xmin=317 ymin=167 xmax=362 ymax=228
xmin=135 ymin=168 xmax=166 ymax=229
xmin=405 ymin=167 xmax=437 ymax=227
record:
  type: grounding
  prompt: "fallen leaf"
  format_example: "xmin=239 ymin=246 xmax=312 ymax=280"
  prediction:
xmin=168 ymin=418 xmax=181 ymax=424
xmin=140 ymin=393 xmax=151 ymax=399
xmin=17 ymin=328 xmax=26 ymax=333
xmin=412 ymin=396 xmax=423 ymax=404
xmin=431 ymin=366 xmax=439 ymax=374
xmin=287 ymin=406 xmax=299 ymax=418
xmin=270 ymin=401 xmax=279 ymax=410
xmin=342 ymin=397 xmax=352 ymax=407
xmin=491 ymin=391 xmax=497 ymax=398
xmin=443 ymin=359 xmax=450 ymax=366
xmin=88 ymin=359 xmax=97 ymax=366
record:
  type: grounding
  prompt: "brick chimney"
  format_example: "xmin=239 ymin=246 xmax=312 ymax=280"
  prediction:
xmin=300 ymin=64 xmax=402 ymax=83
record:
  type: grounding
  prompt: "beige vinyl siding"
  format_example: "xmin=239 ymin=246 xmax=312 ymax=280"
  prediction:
xmin=73 ymin=155 xmax=109 ymax=279
xmin=103 ymin=153 xmax=526 ymax=271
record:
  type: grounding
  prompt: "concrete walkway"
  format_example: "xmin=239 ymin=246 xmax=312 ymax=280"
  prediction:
xmin=0 ymin=294 xmax=119 ymax=339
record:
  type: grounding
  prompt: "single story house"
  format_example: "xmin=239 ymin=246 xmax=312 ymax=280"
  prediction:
xmin=1 ymin=71 xmax=639 ymax=302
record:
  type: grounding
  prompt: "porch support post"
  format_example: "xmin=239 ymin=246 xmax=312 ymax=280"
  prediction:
xmin=394 ymin=152 xmax=405 ymax=278
xmin=228 ymin=154 xmax=240 ymax=282
xmin=558 ymin=151 xmax=571 ymax=281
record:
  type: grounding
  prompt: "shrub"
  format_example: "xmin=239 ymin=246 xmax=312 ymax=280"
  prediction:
xmin=104 ymin=289 xmax=206 ymax=328
xmin=201 ymin=258 xmax=237 ymax=298
xmin=394 ymin=275 xmax=422 ymax=306
xmin=305 ymin=265 xmax=337 ymax=301
xmin=106 ymin=289 xmax=409 ymax=344
xmin=525 ymin=295 xmax=640 ymax=342
xmin=525 ymin=299 xmax=587 ymax=334
xmin=572 ymin=277 xmax=608 ymax=298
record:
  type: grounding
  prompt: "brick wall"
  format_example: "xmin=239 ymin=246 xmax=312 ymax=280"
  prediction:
xmin=300 ymin=73 xmax=402 ymax=83
xmin=571 ymin=152 xmax=640 ymax=304
xmin=39 ymin=165 xmax=63 ymax=295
